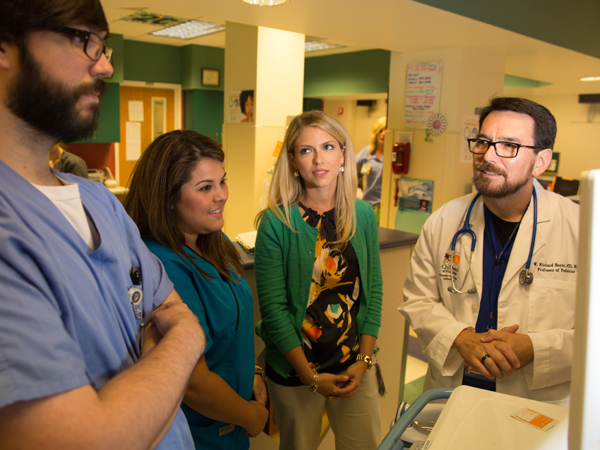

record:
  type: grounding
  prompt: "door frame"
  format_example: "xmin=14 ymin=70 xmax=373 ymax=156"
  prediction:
xmin=115 ymin=80 xmax=182 ymax=185
xmin=120 ymin=80 xmax=182 ymax=127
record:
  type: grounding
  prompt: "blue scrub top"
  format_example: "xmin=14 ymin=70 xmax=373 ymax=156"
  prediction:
xmin=0 ymin=163 xmax=193 ymax=449
xmin=145 ymin=239 xmax=255 ymax=450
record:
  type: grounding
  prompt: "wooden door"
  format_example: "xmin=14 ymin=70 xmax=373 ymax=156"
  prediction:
xmin=119 ymin=86 xmax=176 ymax=186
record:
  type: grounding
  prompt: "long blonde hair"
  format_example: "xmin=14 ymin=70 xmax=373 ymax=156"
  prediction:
xmin=368 ymin=116 xmax=387 ymax=152
xmin=255 ymin=111 xmax=358 ymax=245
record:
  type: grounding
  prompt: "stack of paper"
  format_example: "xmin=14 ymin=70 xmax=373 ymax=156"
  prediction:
xmin=236 ymin=231 xmax=257 ymax=254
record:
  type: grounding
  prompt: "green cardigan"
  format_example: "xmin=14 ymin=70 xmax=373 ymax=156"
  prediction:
xmin=254 ymin=199 xmax=383 ymax=378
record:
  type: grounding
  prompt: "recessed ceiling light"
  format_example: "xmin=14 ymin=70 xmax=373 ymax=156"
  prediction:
xmin=305 ymin=40 xmax=345 ymax=52
xmin=151 ymin=20 xmax=225 ymax=39
xmin=121 ymin=11 xmax=185 ymax=27
xmin=580 ymin=77 xmax=600 ymax=82
xmin=241 ymin=0 xmax=289 ymax=5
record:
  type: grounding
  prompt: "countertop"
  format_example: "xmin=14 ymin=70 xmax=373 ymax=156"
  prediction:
xmin=236 ymin=227 xmax=418 ymax=270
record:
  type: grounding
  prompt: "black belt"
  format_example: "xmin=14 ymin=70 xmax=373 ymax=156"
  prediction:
xmin=462 ymin=367 xmax=496 ymax=391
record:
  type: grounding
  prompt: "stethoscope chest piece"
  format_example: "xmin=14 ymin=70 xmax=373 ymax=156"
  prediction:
xmin=519 ymin=269 xmax=534 ymax=285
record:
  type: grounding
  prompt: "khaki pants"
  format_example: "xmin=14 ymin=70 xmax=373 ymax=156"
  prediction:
xmin=266 ymin=368 xmax=382 ymax=450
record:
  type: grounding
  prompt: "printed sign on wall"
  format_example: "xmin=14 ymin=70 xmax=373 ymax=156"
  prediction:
xmin=404 ymin=62 xmax=442 ymax=128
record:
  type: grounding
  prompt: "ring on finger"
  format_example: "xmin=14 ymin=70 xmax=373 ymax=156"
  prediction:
xmin=481 ymin=354 xmax=491 ymax=364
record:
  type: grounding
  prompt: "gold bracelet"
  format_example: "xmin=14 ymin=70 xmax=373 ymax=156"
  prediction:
xmin=255 ymin=363 xmax=264 ymax=377
xmin=307 ymin=368 xmax=319 ymax=392
xmin=356 ymin=354 xmax=374 ymax=370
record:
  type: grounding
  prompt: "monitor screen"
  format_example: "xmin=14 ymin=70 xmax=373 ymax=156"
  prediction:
xmin=569 ymin=169 xmax=600 ymax=450
xmin=554 ymin=177 xmax=580 ymax=197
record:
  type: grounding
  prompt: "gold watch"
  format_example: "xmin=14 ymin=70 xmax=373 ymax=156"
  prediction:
xmin=356 ymin=354 xmax=374 ymax=370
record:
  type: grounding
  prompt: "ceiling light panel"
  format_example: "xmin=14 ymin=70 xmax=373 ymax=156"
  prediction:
xmin=304 ymin=40 xmax=345 ymax=52
xmin=152 ymin=20 xmax=225 ymax=40
xmin=241 ymin=0 xmax=289 ymax=5
xmin=121 ymin=11 xmax=186 ymax=26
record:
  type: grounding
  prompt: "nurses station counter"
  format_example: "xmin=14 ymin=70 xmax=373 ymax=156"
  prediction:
xmin=237 ymin=227 xmax=419 ymax=438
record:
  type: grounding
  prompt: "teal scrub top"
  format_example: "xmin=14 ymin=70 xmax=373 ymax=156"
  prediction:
xmin=145 ymin=239 xmax=255 ymax=450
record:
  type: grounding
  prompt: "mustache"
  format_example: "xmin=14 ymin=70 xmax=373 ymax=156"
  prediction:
xmin=475 ymin=162 xmax=506 ymax=177
xmin=74 ymin=79 xmax=109 ymax=98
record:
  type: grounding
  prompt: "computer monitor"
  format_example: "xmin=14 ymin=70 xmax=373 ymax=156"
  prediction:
xmin=569 ymin=169 xmax=600 ymax=450
xmin=553 ymin=177 xmax=580 ymax=197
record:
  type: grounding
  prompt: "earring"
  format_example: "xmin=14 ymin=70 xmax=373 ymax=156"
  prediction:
xmin=339 ymin=166 xmax=345 ymax=173
xmin=294 ymin=169 xmax=299 ymax=178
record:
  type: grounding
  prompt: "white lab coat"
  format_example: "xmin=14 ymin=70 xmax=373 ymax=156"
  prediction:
xmin=400 ymin=180 xmax=579 ymax=406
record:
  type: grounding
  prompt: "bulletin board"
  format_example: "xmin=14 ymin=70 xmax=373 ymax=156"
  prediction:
xmin=404 ymin=62 xmax=442 ymax=128
xmin=395 ymin=178 xmax=434 ymax=234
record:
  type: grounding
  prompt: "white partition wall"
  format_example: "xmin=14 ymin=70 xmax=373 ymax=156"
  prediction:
xmin=222 ymin=23 xmax=304 ymax=239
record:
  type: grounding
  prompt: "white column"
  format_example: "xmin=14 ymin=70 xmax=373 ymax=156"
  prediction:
xmin=222 ymin=22 xmax=304 ymax=238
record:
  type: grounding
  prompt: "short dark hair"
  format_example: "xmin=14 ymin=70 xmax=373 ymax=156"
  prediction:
xmin=239 ymin=90 xmax=253 ymax=114
xmin=125 ymin=130 xmax=243 ymax=283
xmin=0 ymin=0 xmax=109 ymax=47
xmin=479 ymin=97 xmax=557 ymax=151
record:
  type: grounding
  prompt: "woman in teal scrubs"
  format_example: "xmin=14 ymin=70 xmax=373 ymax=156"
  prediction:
xmin=125 ymin=130 xmax=268 ymax=449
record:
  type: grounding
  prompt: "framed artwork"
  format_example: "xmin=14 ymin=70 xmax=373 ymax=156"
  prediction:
xmin=202 ymin=68 xmax=220 ymax=87
xmin=545 ymin=152 xmax=560 ymax=174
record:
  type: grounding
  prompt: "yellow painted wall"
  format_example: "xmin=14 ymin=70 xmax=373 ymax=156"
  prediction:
xmin=381 ymin=47 xmax=505 ymax=228
xmin=515 ymin=93 xmax=600 ymax=179
xmin=322 ymin=99 xmax=388 ymax=154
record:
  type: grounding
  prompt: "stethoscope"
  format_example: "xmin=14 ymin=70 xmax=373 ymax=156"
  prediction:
xmin=448 ymin=188 xmax=537 ymax=294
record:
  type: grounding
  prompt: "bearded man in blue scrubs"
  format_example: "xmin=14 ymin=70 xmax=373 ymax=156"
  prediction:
xmin=0 ymin=1 xmax=205 ymax=447
xmin=400 ymin=97 xmax=578 ymax=407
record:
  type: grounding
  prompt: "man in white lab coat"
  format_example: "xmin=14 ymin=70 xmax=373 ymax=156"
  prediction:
xmin=400 ymin=97 xmax=578 ymax=406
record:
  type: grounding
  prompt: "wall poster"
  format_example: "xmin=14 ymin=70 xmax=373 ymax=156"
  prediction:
xmin=404 ymin=62 xmax=442 ymax=128
xmin=461 ymin=115 xmax=479 ymax=163
xmin=226 ymin=90 xmax=254 ymax=123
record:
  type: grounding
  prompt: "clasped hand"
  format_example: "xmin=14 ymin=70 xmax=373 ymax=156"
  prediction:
xmin=317 ymin=362 xmax=367 ymax=400
xmin=453 ymin=324 xmax=532 ymax=380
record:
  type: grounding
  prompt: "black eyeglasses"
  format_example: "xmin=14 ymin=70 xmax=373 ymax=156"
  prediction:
xmin=467 ymin=138 xmax=542 ymax=158
xmin=55 ymin=27 xmax=113 ymax=63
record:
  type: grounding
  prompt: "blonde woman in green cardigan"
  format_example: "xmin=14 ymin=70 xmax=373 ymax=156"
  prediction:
xmin=254 ymin=111 xmax=383 ymax=450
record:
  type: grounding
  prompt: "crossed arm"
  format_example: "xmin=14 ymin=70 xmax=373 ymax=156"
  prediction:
xmin=0 ymin=290 xmax=205 ymax=450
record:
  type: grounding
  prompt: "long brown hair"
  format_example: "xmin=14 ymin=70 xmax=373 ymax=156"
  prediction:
xmin=125 ymin=129 xmax=243 ymax=282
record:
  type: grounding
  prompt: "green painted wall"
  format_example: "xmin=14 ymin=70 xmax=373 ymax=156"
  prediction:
xmin=88 ymin=41 xmax=226 ymax=143
xmin=106 ymin=34 xmax=124 ymax=84
xmin=77 ymin=82 xmax=120 ymax=143
xmin=304 ymin=49 xmax=391 ymax=97
xmin=504 ymin=74 xmax=552 ymax=89
xmin=123 ymin=41 xmax=182 ymax=84
xmin=184 ymin=90 xmax=224 ymax=142
xmin=94 ymin=45 xmax=394 ymax=143
xmin=303 ymin=97 xmax=323 ymax=111
xmin=182 ymin=45 xmax=225 ymax=90
xmin=413 ymin=0 xmax=600 ymax=59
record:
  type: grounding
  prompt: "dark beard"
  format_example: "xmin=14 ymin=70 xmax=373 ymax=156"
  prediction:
xmin=473 ymin=162 xmax=531 ymax=199
xmin=6 ymin=47 xmax=109 ymax=143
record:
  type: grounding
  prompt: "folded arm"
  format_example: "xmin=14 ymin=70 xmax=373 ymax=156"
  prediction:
xmin=0 ymin=289 xmax=205 ymax=450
